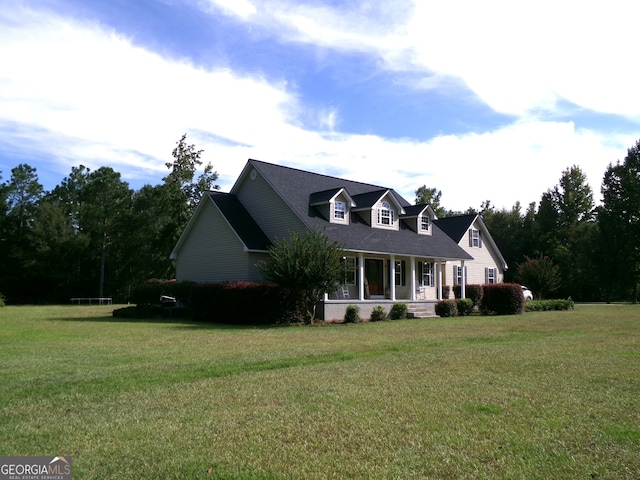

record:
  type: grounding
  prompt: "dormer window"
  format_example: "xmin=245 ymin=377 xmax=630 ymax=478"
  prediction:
xmin=420 ymin=215 xmax=430 ymax=232
xmin=377 ymin=201 xmax=394 ymax=225
xmin=334 ymin=201 xmax=346 ymax=220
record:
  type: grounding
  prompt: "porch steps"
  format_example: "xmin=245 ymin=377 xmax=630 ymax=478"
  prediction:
xmin=406 ymin=303 xmax=436 ymax=319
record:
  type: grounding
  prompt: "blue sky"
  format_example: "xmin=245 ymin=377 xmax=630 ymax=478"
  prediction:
xmin=1 ymin=0 xmax=638 ymax=211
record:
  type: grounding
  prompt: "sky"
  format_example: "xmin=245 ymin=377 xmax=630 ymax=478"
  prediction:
xmin=1 ymin=0 xmax=639 ymax=212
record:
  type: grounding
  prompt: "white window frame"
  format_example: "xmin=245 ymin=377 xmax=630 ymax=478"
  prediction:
xmin=420 ymin=262 xmax=434 ymax=287
xmin=420 ymin=215 xmax=430 ymax=232
xmin=470 ymin=229 xmax=481 ymax=248
xmin=453 ymin=265 xmax=467 ymax=286
xmin=486 ymin=267 xmax=496 ymax=284
xmin=377 ymin=201 xmax=394 ymax=226
xmin=334 ymin=200 xmax=346 ymax=220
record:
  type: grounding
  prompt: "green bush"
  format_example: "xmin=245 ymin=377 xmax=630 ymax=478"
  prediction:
xmin=188 ymin=281 xmax=285 ymax=325
xmin=370 ymin=305 xmax=387 ymax=322
xmin=0 ymin=293 xmax=5 ymax=307
xmin=525 ymin=299 xmax=575 ymax=311
xmin=481 ymin=283 xmax=525 ymax=315
xmin=435 ymin=300 xmax=458 ymax=317
xmin=453 ymin=284 xmax=483 ymax=306
xmin=389 ymin=302 xmax=408 ymax=320
xmin=344 ymin=304 xmax=361 ymax=323
xmin=457 ymin=298 xmax=474 ymax=316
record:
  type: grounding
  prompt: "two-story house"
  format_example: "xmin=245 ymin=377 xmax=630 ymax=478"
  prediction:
xmin=171 ymin=159 xmax=505 ymax=320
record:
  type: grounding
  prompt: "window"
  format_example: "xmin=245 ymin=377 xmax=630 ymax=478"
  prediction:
xmin=342 ymin=257 xmax=356 ymax=285
xmin=334 ymin=201 xmax=346 ymax=220
xmin=394 ymin=260 xmax=406 ymax=286
xmin=469 ymin=229 xmax=482 ymax=248
xmin=377 ymin=201 xmax=394 ymax=226
xmin=418 ymin=261 xmax=434 ymax=287
xmin=485 ymin=267 xmax=496 ymax=284
xmin=420 ymin=215 xmax=430 ymax=231
xmin=453 ymin=265 xmax=467 ymax=285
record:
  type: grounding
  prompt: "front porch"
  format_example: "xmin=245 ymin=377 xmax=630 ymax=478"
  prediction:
xmin=321 ymin=252 xmax=467 ymax=321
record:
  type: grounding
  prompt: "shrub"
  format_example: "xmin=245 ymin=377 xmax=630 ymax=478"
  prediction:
xmin=0 ymin=293 xmax=5 ymax=307
xmin=189 ymin=281 xmax=285 ymax=325
xmin=435 ymin=300 xmax=458 ymax=317
xmin=442 ymin=285 xmax=451 ymax=299
xmin=466 ymin=284 xmax=484 ymax=306
xmin=389 ymin=302 xmax=408 ymax=320
xmin=457 ymin=298 xmax=474 ymax=316
xmin=525 ymin=299 xmax=575 ymax=312
xmin=370 ymin=305 xmax=387 ymax=322
xmin=516 ymin=255 xmax=562 ymax=300
xmin=344 ymin=304 xmax=361 ymax=323
xmin=481 ymin=283 xmax=525 ymax=315
xmin=453 ymin=284 xmax=484 ymax=306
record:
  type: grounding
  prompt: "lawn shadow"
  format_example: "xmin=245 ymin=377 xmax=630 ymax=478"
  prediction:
xmin=50 ymin=309 xmax=288 ymax=331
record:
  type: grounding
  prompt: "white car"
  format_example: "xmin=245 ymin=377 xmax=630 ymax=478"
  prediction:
xmin=521 ymin=286 xmax=533 ymax=301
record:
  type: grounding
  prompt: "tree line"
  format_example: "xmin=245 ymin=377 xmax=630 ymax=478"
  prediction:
xmin=418 ymin=139 xmax=640 ymax=302
xmin=1 ymin=136 xmax=639 ymax=304
xmin=0 ymin=134 xmax=218 ymax=303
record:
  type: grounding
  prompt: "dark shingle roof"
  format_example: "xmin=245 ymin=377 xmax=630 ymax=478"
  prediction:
xmin=402 ymin=204 xmax=429 ymax=217
xmin=238 ymin=160 xmax=472 ymax=260
xmin=208 ymin=191 xmax=271 ymax=251
xmin=309 ymin=188 xmax=343 ymax=205
xmin=434 ymin=214 xmax=477 ymax=243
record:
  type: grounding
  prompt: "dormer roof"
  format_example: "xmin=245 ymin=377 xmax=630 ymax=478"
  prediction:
xmin=309 ymin=187 xmax=356 ymax=207
xmin=231 ymin=159 xmax=472 ymax=261
xmin=402 ymin=204 xmax=436 ymax=219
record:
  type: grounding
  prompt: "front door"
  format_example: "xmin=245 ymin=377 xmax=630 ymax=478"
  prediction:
xmin=365 ymin=259 xmax=384 ymax=296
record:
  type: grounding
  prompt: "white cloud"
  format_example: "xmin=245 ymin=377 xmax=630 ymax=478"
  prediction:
xmin=0 ymin=4 xmax=636 ymax=214
xmin=203 ymin=0 xmax=257 ymax=19
xmin=0 ymin=7 xmax=294 ymax=179
xmin=215 ymin=0 xmax=640 ymax=120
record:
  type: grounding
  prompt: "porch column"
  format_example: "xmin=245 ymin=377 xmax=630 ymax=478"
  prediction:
xmin=389 ymin=255 xmax=396 ymax=301
xmin=410 ymin=256 xmax=416 ymax=301
xmin=460 ymin=260 xmax=466 ymax=299
xmin=358 ymin=253 xmax=365 ymax=300
xmin=437 ymin=261 xmax=443 ymax=300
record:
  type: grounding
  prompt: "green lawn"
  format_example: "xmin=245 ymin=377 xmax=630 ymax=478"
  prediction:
xmin=1 ymin=304 xmax=639 ymax=479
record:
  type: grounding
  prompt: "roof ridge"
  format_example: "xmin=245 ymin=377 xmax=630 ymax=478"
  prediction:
xmin=249 ymin=158 xmax=390 ymax=191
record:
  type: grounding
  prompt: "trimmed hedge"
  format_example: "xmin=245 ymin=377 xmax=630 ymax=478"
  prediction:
xmin=435 ymin=300 xmax=458 ymax=317
xmin=525 ymin=299 xmax=575 ymax=311
xmin=481 ymin=283 xmax=525 ymax=315
xmin=129 ymin=279 xmax=194 ymax=306
xmin=453 ymin=284 xmax=484 ymax=306
xmin=189 ymin=281 xmax=285 ymax=325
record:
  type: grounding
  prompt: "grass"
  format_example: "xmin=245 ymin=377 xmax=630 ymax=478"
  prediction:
xmin=0 ymin=304 xmax=639 ymax=479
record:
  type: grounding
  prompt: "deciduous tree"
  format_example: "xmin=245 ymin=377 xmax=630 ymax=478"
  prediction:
xmin=258 ymin=229 xmax=345 ymax=323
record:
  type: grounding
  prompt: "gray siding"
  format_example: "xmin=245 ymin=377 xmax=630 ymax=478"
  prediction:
xmin=235 ymin=170 xmax=307 ymax=240
xmin=175 ymin=198 xmax=263 ymax=283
